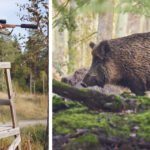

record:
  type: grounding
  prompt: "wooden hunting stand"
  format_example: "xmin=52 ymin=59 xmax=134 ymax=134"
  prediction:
xmin=0 ymin=62 xmax=21 ymax=150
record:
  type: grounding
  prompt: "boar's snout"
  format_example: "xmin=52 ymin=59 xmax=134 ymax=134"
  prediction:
xmin=82 ymin=73 xmax=104 ymax=87
xmin=82 ymin=68 xmax=106 ymax=88
xmin=61 ymin=77 xmax=72 ymax=85
xmin=80 ymin=82 xmax=87 ymax=87
xmin=61 ymin=77 xmax=67 ymax=83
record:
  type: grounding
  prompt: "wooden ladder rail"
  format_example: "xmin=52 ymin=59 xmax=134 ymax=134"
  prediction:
xmin=0 ymin=62 xmax=21 ymax=150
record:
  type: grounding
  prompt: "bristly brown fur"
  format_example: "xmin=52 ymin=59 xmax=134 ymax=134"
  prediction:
xmin=83 ymin=32 xmax=150 ymax=95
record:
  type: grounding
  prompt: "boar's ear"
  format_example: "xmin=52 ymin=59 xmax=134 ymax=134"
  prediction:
xmin=94 ymin=40 xmax=110 ymax=60
xmin=89 ymin=42 xmax=95 ymax=49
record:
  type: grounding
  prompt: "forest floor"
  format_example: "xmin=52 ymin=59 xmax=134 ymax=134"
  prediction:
xmin=53 ymin=94 xmax=150 ymax=150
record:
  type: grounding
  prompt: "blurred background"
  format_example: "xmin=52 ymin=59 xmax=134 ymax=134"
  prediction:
xmin=52 ymin=0 xmax=150 ymax=79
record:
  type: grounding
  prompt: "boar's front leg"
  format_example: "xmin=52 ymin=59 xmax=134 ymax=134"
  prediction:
xmin=129 ymin=78 xmax=146 ymax=96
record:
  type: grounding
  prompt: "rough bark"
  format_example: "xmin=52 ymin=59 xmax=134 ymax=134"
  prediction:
xmin=97 ymin=12 xmax=114 ymax=42
xmin=52 ymin=79 xmax=140 ymax=112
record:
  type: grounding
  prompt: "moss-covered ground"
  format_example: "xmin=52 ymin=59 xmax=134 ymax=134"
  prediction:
xmin=53 ymin=94 xmax=150 ymax=150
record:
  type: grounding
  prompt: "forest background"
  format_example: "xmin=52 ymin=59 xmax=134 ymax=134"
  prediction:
xmin=0 ymin=0 xmax=48 ymax=95
xmin=0 ymin=0 xmax=48 ymax=149
xmin=52 ymin=0 xmax=150 ymax=78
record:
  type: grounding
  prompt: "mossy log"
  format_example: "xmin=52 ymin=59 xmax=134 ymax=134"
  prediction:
xmin=53 ymin=79 xmax=139 ymax=112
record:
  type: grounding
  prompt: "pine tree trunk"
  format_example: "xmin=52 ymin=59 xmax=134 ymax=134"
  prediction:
xmin=30 ymin=73 xmax=32 ymax=94
xmin=33 ymin=55 xmax=37 ymax=94
xmin=33 ymin=80 xmax=36 ymax=95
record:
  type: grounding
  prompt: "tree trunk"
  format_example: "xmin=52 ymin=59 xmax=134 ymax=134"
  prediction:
xmin=67 ymin=0 xmax=77 ymax=74
xmin=115 ymin=13 xmax=128 ymax=38
xmin=52 ymin=80 xmax=144 ymax=112
xmin=43 ymin=73 xmax=45 ymax=95
xmin=139 ymin=15 xmax=146 ymax=33
xmin=97 ymin=12 xmax=114 ymax=42
xmin=33 ymin=80 xmax=36 ymax=95
xmin=30 ymin=73 xmax=32 ymax=94
xmin=44 ymin=112 xmax=49 ymax=150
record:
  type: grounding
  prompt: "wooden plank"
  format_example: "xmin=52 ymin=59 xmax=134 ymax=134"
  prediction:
xmin=5 ymin=68 xmax=18 ymax=128
xmin=0 ymin=62 xmax=11 ymax=68
xmin=0 ymin=99 xmax=10 ymax=105
xmin=8 ymin=135 xmax=21 ymax=150
xmin=0 ymin=126 xmax=12 ymax=132
xmin=4 ymin=68 xmax=21 ymax=150
xmin=0 ymin=127 xmax=20 ymax=139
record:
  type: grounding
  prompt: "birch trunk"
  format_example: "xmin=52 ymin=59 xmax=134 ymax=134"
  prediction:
xmin=115 ymin=13 xmax=128 ymax=38
xmin=97 ymin=12 xmax=114 ymax=42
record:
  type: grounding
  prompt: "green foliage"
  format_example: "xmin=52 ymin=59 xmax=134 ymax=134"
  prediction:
xmin=21 ymin=124 xmax=46 ymax=144
xmin=53 ymin=0 xmax=88 ymax=32
xmin=0 ymin=125 xmax=46 ymax=150
xmin=0 ymin=36 xmax=17 ymax=62
xmin=53 ymin=0 xmax=92 ymax=73
xmin=116 ymin=0 xmax=150 ymax=17
xmin=79 ymin=0 xmax=114 ymax=14
xmin=16 ymin=0 xmax=48 ymax=93
xmin=53 ymin=95 xmax=82 ymax=112
xmin=53 ymin=0 xmax=113 ymax=32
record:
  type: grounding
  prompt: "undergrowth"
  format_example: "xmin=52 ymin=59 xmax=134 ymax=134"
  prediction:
xmin=0 ymin=124 xmax=46 ymax=150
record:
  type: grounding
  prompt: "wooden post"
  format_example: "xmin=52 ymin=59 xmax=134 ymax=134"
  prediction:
xmin=4 ymin=68 xmax=21 ymax=150
xmin=27 ymin=136 xmax=32 ymax=150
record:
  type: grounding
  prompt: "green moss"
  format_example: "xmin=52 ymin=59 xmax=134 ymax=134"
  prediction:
xmin=121 ymin=92 xmax=134 ymax=98
xmin=112 ymin=96 xmax=124 ymax=111
xmin=53 ymin=107 xmax=130 ymax=137
xmin=53 ymin=96 xmax=66 ymax=112
xmin=65 ymin=133 xmax=99 ymax=150
xmin=53 ymin=96 xmax=82 ymax=112
xmin=127 ymin=111 xmax=150 ymax=140
xmin=54 ymin=107 xmax=150 ymax=141
xmin=53 ymin=79 xmax=71 ymax=88
xmin=78 ymin=87 xmax=90 ymax=92
xmin=53 ymin=92 xmax=150 ymax=142
xmin=121 ymin=92 xmax=150 ymax=104
xmin=53 ymin=109 xmax=100 ymax=135
xmin=121 ymin=92 xmax=150 ymax=111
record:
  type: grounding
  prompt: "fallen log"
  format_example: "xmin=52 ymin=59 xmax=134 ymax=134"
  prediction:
xmin=52 ymin=79 xmax=139 ymax=112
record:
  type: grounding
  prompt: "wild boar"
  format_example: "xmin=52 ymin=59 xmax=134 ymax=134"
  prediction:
xmin=82 ymin=32 xmax=150 ymax=95
xmin=61 ymin=67 xmax=130 ymax=95
xmin=61 ymin=68 xmax=89 ymax=86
